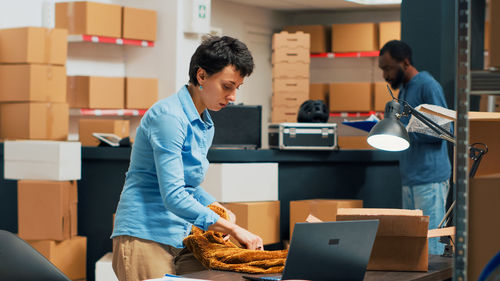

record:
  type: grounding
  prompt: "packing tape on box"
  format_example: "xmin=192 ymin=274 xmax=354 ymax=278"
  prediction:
xmin=46 ymin=102 xmax=54 ymax=139
xmin=46 ymin=66 xmax=53 ymax=101
xmin=44 ymin=29 xmax=51 ymax=64
xmin=67 ymin=2 xmax=75 ymax=34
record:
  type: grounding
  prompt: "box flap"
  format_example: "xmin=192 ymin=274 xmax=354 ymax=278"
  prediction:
xmin=337 ymin=208 xmax=423 ymax=216
xmin=418 ymin=104 xmax=500 ymax=121
xmin=337 ymin=208 xmax=429 ymax=237
xmin=428 ymin=226 xmax=455 ymax=238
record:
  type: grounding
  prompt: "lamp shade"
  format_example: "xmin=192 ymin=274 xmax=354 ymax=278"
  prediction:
xmin=367 ymin=100 xmax=410 ymax=151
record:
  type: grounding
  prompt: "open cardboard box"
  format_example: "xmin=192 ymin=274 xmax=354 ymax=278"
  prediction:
xmin=325 ymin=208 xmax=455 ymax=272
xmin=417 ymin=104 xmax=500 ymax=176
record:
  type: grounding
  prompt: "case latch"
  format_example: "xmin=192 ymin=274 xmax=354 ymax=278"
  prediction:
xmin=321 ymin=128 xmax=329 ymax=138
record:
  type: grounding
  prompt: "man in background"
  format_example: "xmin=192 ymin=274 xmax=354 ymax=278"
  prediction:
xmin=378 ymin=40 xmax=451 ymax=255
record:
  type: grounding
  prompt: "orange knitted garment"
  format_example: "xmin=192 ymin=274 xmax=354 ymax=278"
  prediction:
xmin=183 ymin=204 xmax=288 ymax=273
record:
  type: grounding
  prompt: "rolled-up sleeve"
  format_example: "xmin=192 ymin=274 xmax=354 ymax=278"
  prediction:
xmin=149 ymin=113 xmax=220 ymax=230
xmin=193 ymin=187 xmax=217 ymax=206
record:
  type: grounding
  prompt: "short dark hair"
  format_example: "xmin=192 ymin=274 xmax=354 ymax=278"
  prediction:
xmin=189 ymin=36 xmax=254 ymax=86
xmin=379 ymin=40 xmax=413 ymax=65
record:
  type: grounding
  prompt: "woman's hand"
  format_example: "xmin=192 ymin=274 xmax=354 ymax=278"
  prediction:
xmin=230 ymin=225 xmax=264 ymax=250
xmin=207 ymin=216 xmax=263 ymax=250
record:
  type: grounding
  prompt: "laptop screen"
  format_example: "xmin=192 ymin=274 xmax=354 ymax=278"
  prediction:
xmin=282 ymin=220 xmax=379 ymax=281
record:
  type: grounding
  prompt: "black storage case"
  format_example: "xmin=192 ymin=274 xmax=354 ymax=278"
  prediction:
xmin=268 ymin=123 xmax=337 ymax=150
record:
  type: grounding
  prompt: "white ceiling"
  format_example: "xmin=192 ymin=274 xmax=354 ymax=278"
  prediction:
xmin=221 ymin=0 xmax=400 ymax=11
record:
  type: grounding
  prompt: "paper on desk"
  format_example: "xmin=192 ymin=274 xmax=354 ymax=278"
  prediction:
xmin=407 ymin=104 xmax=454 ymax=138
xmin=341 ymin=114 xmax=380 ymax=132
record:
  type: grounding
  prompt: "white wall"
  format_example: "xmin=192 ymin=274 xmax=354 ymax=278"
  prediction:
xmin=211 ymin=0 xmax=286 ymax=148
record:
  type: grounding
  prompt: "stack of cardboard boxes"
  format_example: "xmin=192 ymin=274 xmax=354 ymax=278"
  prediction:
xmin=4 ymin=140 xmax=84 ymax=280
xmin=271 ymin=31 xmax=310 ymax=123
xmin=54 ymin=1 xmax=159 ymax=146
xmin=283 ymin=22 xmax=401 ymax=150
xmin=203 ymin=163 xmax=281 ymax=246
xmin=0 ymin=27 xmax=69 ymax=140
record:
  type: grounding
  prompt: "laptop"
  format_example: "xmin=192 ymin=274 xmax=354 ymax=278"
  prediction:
xmin=243 ymin=220 xmax=379 ymax=281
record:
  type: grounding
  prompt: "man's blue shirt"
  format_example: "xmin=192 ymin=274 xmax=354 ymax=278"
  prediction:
xmin=397 ymin=71 xmax=452 ymax=186
xmin=111 ymin=86 xmax=220 ymax=248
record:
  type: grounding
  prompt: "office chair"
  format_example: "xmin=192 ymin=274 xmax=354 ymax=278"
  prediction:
xmin=0 ymin=230 xmax=71 ymax=281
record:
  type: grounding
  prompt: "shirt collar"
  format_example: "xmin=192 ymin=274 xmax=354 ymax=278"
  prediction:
xmin=178 ymin=85 xmax=214 ymax=129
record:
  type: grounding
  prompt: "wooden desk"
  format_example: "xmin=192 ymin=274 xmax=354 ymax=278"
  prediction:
xmin=183 ymin=255 xmax=453 ymax=281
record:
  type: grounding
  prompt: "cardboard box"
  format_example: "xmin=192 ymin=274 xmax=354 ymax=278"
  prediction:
xmin=125 ymin=77 xmax=158 ymax=109
xmin=418 ymin=106 xmax=500 ymax=176
xmin=0 ymin=102 xmax=69 ymax=140
xmin=337 ymin=136 xmax=373 ymax=150
xmin=272 ymin=31 xmax=310 ymax=50
xmin=468 ymin=174 xmax=500 ymax=281
xmin=56 ymin=1 xmax=122 ymax=38
xmin=272 ymin=92 xmax=309 ymax=109
xmin=202 ymin=163 xmax=278 ymax=202
xmin=329 ymin=82 xmax=373 ymax=112
xmin=337 ymin=208 xmax=430 ymax=271
xmin=96 ymin=252 xmax=119 ymax=281
xmin=67 ymin=76 xmax=124 ymax=109
xmin=79 ymin=119 xmax=129 ymax=146
xmin=378 ymin=21 xmax=401 ymax=49
xmin=272 ymin=48 xmax=310 ymax=64
xmin=273 ymin=63 xmax=309 ymax=79
xmin=0 ymin=27 xmax=67 ymax=65
xmin=309 ymin=83 xmax=328 ymax=104
xmin=273 ymin=78 xmax=309 ymax=93
xmin=4 ymin=140 xmax=81 ymax=181
xmin=28 ymin=236 xmax=87 ymax=280
xmin=0 ymin=64 xmax=66 ymax=103
xmin=18 ymin=180 xmax=77 ymax=241
xmin=122 ymin=7 xmax=157 ymax=41
xmin=289 ymin=199 xmax=363 ymax=238
xmin=223 ymin=201 xmax=280 ymax=245
xmin=332 ymin=23 xmax=378 ymax=53
xmin=373 ymin=82 xmax=399 ymax=112
xmin=271 ymin=107 xmax=298 ymax=123
xmin=283 ymin=25 xmax=327 ymax=53
xmin=479 ymin=95 xmax=500 ymax=112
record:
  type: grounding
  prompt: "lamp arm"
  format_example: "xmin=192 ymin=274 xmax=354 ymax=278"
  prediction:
xmin=403 ymin=103 xmax=456 ymax=144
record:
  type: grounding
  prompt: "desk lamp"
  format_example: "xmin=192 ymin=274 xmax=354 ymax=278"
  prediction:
xmin=367 ymin=85 xmax=455 ymax=151
xmin=367 ymin=85 xmax=488 ymax=256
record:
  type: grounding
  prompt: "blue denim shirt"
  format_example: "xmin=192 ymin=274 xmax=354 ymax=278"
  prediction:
xmin=398 ymin=71 xmax=452 ymax=186
xmin=111 ymin=86 xmax=220 ymax=248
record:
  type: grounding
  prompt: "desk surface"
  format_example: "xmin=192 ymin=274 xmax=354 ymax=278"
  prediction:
xmin=183 ymin=255 xmax=452 ymax=281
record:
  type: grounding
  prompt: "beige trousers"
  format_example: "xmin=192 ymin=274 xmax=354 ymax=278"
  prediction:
xmin=112 ymin=235 xmax=205 ymax=281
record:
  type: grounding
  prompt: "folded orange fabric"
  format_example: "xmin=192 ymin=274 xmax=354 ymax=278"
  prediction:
xmin=183 ymin=204 xmax=288 ymax=273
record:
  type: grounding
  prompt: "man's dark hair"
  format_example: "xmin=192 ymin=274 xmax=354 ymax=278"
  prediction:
xmin=379 ymin=40 xmax=413 ymax=65
xmin=189 ymin=36 xmax=254 ymax=86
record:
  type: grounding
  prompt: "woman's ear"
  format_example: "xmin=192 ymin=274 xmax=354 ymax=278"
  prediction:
xmin=197 ymin=68 xmax=207 ymax=85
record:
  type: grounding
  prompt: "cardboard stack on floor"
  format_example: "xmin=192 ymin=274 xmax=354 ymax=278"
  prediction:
xmin=55 ymin=1 xmax=159 ymax=146
xmin=0 ymin=25 xmax=85 ymax=281
xmin=202 ymin=163 xmax=281 ymax=246
xmin=271 ymin=31 xmax=310 ymax=123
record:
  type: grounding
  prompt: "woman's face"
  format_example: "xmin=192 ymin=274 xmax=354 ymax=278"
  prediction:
xmin=198 ymin=65 xmax=244 ymax=111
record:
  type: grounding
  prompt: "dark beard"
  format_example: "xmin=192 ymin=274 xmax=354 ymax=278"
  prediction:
xmin=388 ymin=67 xmax=405 ymax=90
